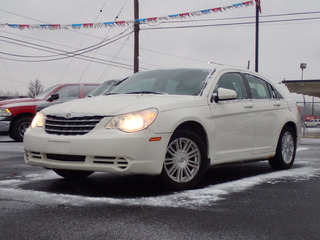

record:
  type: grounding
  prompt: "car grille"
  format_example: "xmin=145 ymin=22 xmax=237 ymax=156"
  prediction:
xmin=45 ymin=115 xmax=104 ymax=136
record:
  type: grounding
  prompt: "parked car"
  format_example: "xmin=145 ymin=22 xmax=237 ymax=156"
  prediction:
xmin=0 ymin=83 xmax=99 ymax=142
xmin=305 ymin=119 xmax=320 ymax=128
xmin=86 ymin=80 xmax=121 ymax=97
xmin=24 ymin=67 xmax=301 ymax=190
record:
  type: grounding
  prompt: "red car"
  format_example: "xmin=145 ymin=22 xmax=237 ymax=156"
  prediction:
xmin=0 ymin=83 xmax=99 ymax=142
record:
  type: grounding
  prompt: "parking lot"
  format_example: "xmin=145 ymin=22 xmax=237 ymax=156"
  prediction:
xmin=0 ymin=133 xmax=320 ymax=240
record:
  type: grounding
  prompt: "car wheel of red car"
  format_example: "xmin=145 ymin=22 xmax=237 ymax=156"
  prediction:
xmin=10 ymin=116 xmax=32 ymax=142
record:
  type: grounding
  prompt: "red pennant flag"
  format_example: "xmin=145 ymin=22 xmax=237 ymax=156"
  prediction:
xmin=255 ymin=0 xmax=261 ymax=13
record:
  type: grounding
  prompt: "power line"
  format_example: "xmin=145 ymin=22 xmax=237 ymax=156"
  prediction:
xmin=2 ymin=7 xmax=319 ymax=72
xmin=0 ymin=55 xmax=18 ymax=92
xmin=156 ymin=11 xmax=320 ymax=25
xmin=79 ymin=0 xmax=130 ymax=82
xmin=0 ymin=27 xmax=134 ymax=59
xmin=141 ymin=16 xmax=320 ymax=31
xmin=0 ymin=29 xmax=160 ymax=68
xmin=0 ymin=31 xmax=139 ymax=70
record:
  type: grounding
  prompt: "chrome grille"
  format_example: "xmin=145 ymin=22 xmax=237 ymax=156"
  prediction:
xmin=45 ymin=115 xmax=104 ymax=136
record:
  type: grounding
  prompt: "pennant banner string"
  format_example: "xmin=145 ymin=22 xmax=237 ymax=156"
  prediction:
xmin=0 ymin=1 xmax=254 ymax=30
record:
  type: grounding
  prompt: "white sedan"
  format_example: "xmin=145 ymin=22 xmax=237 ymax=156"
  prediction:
xmin=24 ymin=66 xmax=301 ymax=190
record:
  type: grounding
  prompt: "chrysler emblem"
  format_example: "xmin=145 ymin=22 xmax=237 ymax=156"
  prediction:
xmin=65 ymin=113 xmax=72 ymax=118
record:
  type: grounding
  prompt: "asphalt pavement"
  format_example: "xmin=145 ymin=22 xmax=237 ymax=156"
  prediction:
xmin=0 ymin=135 xmax=319 ymax=240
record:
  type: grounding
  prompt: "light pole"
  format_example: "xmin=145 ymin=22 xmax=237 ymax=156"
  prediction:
xmin=300 ymin=63 xmax=307 ymax=137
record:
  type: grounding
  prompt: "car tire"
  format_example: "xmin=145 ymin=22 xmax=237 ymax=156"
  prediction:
xmin=268 ymin=126 xmax=296 ymax=170
xmin=10 ymin=116 xmax=33 ymax=142
xmin=53 ymin=169 xmax=94 ymax=180
xmin=160 ymin=129 xmax=208 ymax=190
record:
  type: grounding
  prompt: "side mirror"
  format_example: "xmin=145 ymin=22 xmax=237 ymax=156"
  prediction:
xmin=47 ymin=93 xmax=59 ymax=102
xmin=212 ymin=88 xmax=237 ymax=103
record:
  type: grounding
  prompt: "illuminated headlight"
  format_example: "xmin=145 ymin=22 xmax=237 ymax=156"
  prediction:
xmin=31 ymin=112 xmax=45 ymax=128
xmin=0 ymin=108 xmax=12 ymax=117
xmin=106 ymin=109 xmax=157 ymax=133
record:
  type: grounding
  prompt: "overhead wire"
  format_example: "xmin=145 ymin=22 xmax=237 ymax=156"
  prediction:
xmin=0 ymin=27 xmax=133 ymax=59
xmin=96 ymin=33 xmax=132 ymax=83
xmin=0 ymin=32 xmax=140 ymax=70
xmin=78 ymin=0 xmax=130 ymax=82
xmin=0 ymin=28 xmax=160 ymax=68
xmin=58 ymin=0 xmax=111 ymax=83
xmin=141 ymin=16 xmax=320 ymax=31
xmin=0 ymin=8 xmax=319 ymax=73
xmin=0 ymin=56 xmax=18 ymax=92
xmin=155 ymin=11 xmax=320 ymax=25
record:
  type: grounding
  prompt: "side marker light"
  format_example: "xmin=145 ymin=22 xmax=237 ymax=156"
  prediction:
xmin=149 ymin=137 xmax=162 ymax=142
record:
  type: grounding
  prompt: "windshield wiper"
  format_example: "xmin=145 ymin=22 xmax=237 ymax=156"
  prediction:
xmin=126 ymin=91 xmax=165 ymax=95
xmin=103 ymin=93 xmax=120 ymax=96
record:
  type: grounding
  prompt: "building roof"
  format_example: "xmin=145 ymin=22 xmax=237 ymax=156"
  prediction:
xmin=282 ymin=79 xmax=320 ymax=98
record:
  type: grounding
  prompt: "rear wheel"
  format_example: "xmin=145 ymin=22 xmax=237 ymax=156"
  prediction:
xmin=160 ymin=129 xmax=208 ymax=190
xmin=53 ymin=169 xmax=94 ymax=180
xmin=269 ymin=126 xmax=296 ymax=170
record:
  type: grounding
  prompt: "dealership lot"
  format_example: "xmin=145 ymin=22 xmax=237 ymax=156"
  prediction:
xmin=0 ymin=135 xmax=319 ymax=239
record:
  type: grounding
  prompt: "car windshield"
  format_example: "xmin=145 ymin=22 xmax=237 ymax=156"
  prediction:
xmin=35 ymin=85 xmax=59 ymax=99
xmin=110 ymin=69 xmax=212 ymax=96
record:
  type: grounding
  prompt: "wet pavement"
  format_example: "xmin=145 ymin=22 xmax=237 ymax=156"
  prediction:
xmin=0 ymin=135 xmax=319 ymax=239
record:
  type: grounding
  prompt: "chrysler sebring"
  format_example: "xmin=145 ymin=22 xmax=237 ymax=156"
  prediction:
xmin=24 ymin=66 xmax=301 ymax=190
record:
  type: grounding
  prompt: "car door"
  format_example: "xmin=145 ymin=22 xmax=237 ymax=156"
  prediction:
xmin=244 ymin=74 xmax=286 ymax=155
xmin=209 ymin=72 xmax=255 ymax=163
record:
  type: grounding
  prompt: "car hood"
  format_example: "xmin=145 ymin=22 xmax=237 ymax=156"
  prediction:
xmin=41 ymin=94 xmax=206 ymax=116
xmin=0 ymin=97 xmax=38 ymax=108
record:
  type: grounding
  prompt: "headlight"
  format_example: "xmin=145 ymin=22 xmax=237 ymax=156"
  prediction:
xmin=0 ymin=108 xmax=12 ymax=117
xmin=31 ymin=112 xmax=45 ymax=128
xmin=106 ymin=109 xmax=157 ymax=133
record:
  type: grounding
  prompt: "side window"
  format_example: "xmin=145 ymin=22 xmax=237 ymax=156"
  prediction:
xmin=246 ymin=75 xmax=271 ymax=99
xmin=84 ymin=85 xmax=98 ymax=96
xmin=267 ymin=84 xmax=277 ymax=99
xmin=214 ymin=73 xmax=246 ymax=99
xmin=55 ymin=86 xmax=80 ymax=99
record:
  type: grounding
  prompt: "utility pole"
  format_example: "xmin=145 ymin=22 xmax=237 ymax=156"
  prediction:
xmin=255 ymin=0 xmax=260 ymax=73
xmin=134 ymin=0 xmax=139 ymax=73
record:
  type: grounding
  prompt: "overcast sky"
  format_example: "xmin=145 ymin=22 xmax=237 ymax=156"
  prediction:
xmin=0 ymin=0 xmax=320 ymax=101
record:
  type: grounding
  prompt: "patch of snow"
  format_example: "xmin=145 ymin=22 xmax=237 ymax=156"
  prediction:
xmin=0 ymin=165 xmax=319 ymax=209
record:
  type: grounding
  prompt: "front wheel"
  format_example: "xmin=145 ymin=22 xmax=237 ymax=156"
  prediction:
xmin=10 ymin=116 xmax=33 ymax=142
xmin=269 ymin=126 xmax=296 ymax=170
xmin=160 ymin=129 xmax=208 ymax=190
xmin=53 ymin=169 xmax=94 ymax=180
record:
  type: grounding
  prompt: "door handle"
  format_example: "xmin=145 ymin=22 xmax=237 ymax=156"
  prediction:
xmin=273 ymin=101 xmax=281 ymax=107
xmin=243 ymin=102 xmax=253 ymax=108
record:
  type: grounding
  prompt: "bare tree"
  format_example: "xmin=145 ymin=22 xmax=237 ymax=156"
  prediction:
xmin=28 ymin=79 xmax=44 ymax=98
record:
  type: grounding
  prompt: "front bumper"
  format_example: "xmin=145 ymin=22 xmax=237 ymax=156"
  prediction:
xmin=24 ymin=127 xmax=171 ymax=176
xmin=0 ymin=116 xmax=11 ymax=132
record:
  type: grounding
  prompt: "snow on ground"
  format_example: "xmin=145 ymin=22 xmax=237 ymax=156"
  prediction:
xmin=0 ymin=146 xmax=319 ymax=209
